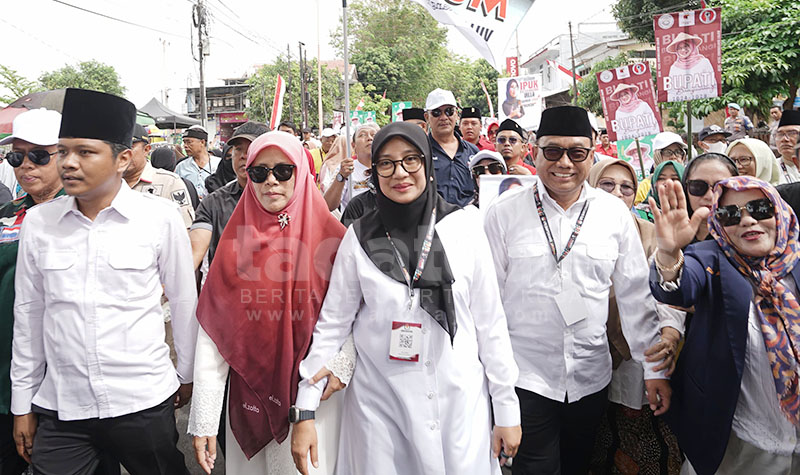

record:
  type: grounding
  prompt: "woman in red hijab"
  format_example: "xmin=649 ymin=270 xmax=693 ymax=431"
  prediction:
xmin=188 ymin=131 xmax=352 ymax=474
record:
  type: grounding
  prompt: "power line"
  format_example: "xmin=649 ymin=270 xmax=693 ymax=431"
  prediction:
xmin=50 ymin=0 xmax=190 ymax=40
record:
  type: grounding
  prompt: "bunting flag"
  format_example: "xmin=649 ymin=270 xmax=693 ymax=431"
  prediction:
xmin=547 ymin=59 xmax=582 ymax=82
xmin=269 ymin=74 xmax=285 ymax=130
xmin=408 ymin=0 xmax=535 ymax=72
xmin=355 ymin=98 xmax=365 ymax=111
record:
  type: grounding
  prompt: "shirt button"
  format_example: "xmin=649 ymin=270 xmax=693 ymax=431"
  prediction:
xmin=429 ymin=422 xmax=438 ymax=430
xmin=422 ymin=328 xmax=428 ymax=335
xmin=427 ymin=391 xmax=435 ymax=399
xmin=424 ymin=360 xmax=431 ymax=367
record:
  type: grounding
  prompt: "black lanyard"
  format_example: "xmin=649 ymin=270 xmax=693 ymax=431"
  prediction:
xmin=385 ymin=207 xmax=437 ymax=309
xmin=533 ymin=183 xmax=589 ymax=266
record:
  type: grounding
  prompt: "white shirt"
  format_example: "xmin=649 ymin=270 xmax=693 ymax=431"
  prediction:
xmin=733 ymin=279 xmax=800 ymax=456
xmin=0 ymin=161 xmax=20 ymax=198
xmin=297 ymin=207 xmax=519 ymax=475
xmin=779 ymin=158 xmax=800 ymax=184
xmin=11 ymin=183 xmax=198 ymax=420
xmin=484 ymin=178 xmax=665 ymax=403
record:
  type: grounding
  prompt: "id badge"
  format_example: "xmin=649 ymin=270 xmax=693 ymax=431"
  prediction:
xmin=554 ymin=283 xmax=589 ymax=326
xmin=389 ymin=321 xmax=422 ymax=362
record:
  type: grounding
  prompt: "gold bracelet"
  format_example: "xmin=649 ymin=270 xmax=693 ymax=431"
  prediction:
xmin=655 ymin=249 xmax=684 ymax=273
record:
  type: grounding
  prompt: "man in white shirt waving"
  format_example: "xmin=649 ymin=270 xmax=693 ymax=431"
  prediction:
xmin=10 ymin=88 xmax=198 ymax=475
xmin=484 ymin=106 xmax=670 ymax=475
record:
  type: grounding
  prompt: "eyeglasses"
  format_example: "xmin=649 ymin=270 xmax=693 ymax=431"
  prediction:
xmin=472 ymin=163 xmax=505 ymax=175
xmin=596 ymin=178 xmax=635 ymax=197
xmin=730 ymin=155 xmax=753 ymax=167
xmin=686 ymin=179 xmax=715 ymax=197
xmin=540 ymin=146 xmax=592 ymax=162
xmin=661 ymin=148 xmax=686 ymax=159
xmin=777 ymin=130 xmax=800 ymax=140
xmin=430 ymin=107 xmax=456 ymax=118
xmin=4 ymin=150 xmax=56 ymax=168
xmin=715 ymin=198 xmax=775 ymax=227
xmin=496 ymin=136 xmax=520 ymax=145
xmin=246 ymin=164 xmax=296 ymax=183
xmin=375 ymin=155 xmax=424 ymax=178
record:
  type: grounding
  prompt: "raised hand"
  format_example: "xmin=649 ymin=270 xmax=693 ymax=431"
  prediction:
xmin=648 ymin=180 xmax=709 ymax=259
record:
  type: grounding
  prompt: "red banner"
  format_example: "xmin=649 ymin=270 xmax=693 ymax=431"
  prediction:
xmin=506 ymin=57 xmax=519 ymax=77
xmin=597 ymin=62 xmax=663 ymax=142
xmin=654 ymin=7 xmax=722 ymax=103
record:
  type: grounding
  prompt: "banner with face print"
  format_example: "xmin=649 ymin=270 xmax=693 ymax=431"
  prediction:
xmin=597 ymin=62 xmax=663 ymax=142
xmin=654 ymin=7 xmax=722 ymax=103
xmin=497 ymin=74 xmax=543 ymax=131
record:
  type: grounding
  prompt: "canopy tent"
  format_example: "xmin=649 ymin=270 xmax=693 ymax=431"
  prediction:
xmin=137 ymin=110 xmax=156 ymax=126
xmin=139 ymin=98 xmax=200 ymax=129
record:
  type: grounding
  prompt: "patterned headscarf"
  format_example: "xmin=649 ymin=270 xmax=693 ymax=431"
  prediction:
xmin=708 ymin=175 xmax=800 ymax=426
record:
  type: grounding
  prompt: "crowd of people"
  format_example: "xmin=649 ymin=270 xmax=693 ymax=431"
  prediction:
xmin=0 ymin=85 xmax=799 ymax=475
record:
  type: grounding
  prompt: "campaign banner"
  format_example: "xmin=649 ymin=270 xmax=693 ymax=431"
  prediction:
xmin=497 ymin=74 xmax=543 ymax=131
xmin=506 ymin=57 xmax=519 ymax=77
xmin=617 ymin=133 xmax=658 ymax=181
xmin=409 ymin=0 xmax=535 ymax=72
xmin=654 ymin=7 xmax=722 ymax=103
xmin=349 ymin=110 xmax=377 ymax=126
xmin=597 ymin=63 xmax=662 ymax=142
xmin=391 ymin=101 xmax=412 ymax=122
xmin=478 ymin=174 xmax=537 ymax=213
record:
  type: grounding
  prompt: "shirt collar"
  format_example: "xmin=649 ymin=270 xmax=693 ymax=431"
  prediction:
xmin=57 ymin=180 xmax=137 ymax=222
xmin=137 ymin=161 xmax=156 ymax=184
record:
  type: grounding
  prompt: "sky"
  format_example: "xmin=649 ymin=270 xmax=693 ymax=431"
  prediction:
xmin=0 ymin=0 xmax=617 ymax=112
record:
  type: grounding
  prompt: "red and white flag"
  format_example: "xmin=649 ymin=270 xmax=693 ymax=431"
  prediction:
xmin=355 ymin=98 xmax=365 ymax=111
xmin=547 ymin=59 xmax=582 ymax=82
xmin=269 ymin=74 xmax=286 ymax=130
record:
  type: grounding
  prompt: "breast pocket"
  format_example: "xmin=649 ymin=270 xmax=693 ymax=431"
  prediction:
xmin=40 ymin=251 xmax=78 ymax=302
xmin=104 ymin=246 xmax=156 ymax=301
xmin=578 ymin=244 xmax=619 ymax=294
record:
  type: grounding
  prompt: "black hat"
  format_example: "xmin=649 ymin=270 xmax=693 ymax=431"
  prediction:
xmin=497 ymin=118 xmax=525 ymax=138
xmin=59 ymin=88 xmax=136 ymax=148
xmin=461 ymin=106 xmax=481 ymax=119
xmin=183 ymin=125 xmax=208 ymax=141
xmin=599 ymin=128 xmax=608 ymax=135
xmin=698 ymin=125 xmax=731 ymax=142
xmin=778 ymin=110 xmax=800 ymax=128
xmin=228 ymin=121 xmax=269 ymax=145
xmin=132 ymin=124 xmax=149 ymax=144
xmin=402 ymin=107 xmax=425 ymax=122
xmin=536 ymin=106 xmax=593 ymax=139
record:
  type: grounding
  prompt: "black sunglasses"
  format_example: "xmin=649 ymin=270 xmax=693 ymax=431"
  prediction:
xmin=430 ymin=107 xmax=456 ymax=118
xmin=686 ymin=179 xmax=716 ymax=197
xmin=715 ymin=198 xmax=775 ymax=227
xmin=540 ymin=146 xmax=592 ymax=162
xmin=496 ymin=136 xmax=520 ymax=145
xmin=4 ymin=150 xmax=56 ymax=168
xmin=246 ymin=164 xmax=296 ymax=183
xmin=472 ymin=163 xmax=505 ymax=175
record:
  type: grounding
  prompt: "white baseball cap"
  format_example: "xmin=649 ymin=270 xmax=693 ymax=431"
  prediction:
xmin=0 ymin=108 xmax=62 ymax=146
xmin=425 ymin=88 xmax=457 ymax=111
xmin=469 ymin=150 xmax=507 ymax=171
xmin=652 ymin=131 xmax=686 ymax=151
xmin=320 ymin=127 xmax=337 ymax=138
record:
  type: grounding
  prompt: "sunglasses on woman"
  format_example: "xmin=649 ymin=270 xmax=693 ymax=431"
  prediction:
xmin=540 ymin=146 xmax=592 ymax=162
xmin=596 ymin=178 xmax=635 ymax=197
xmin=686 ymin=179 xmax=715 ymax=197
xmin=375 ymin=155 xmax=424 ymax=178
xmin=430 ymin=107 xmax=456 ymax=118
xmin=714 ymin=198 xmax=775 ymax=227
xmin=4 ymin=150 xmax=56 ymax=168
xmin=246 ymin=164 xmax=296 ymax=183
xmin=472 ymin=163 xmax=505 ymax=176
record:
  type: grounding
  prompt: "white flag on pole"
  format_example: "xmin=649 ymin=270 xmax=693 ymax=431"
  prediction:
xmin=269 ymin=74 xmax=286 ymax=130
xmin=408 ymin=0 xmax=535 ymax=71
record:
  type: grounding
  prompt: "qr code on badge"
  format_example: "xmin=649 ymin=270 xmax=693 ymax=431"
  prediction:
xmin=399 ymin=333 xmax=413 ymax=349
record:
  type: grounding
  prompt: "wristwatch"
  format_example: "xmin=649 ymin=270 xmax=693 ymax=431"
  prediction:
xmin=288 ymin=406 xmax=315 ymax=423
xmin=336 ymin=172 xmax=345 ymax=182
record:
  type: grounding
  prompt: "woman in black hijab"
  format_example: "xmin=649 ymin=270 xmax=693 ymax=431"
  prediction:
xmin=204 ymin=143 xmax=235 ymax=194
xmin=291 ymin=122 xmax=521 ymax=475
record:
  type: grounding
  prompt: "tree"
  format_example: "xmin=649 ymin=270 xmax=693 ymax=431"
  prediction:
xmin=612 ymin=0 xmax=702 ymax=43
xmin=246 ymin=56 xmax=342 ymax=127
xmin=39 ymin=60 xmax=125 ymax=96
xmin=0 ymin=65 xmax=42 ymax=106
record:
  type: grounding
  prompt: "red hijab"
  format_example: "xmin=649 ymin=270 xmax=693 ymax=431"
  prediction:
xmin=196 ymin=131 xmax=345 ymax=458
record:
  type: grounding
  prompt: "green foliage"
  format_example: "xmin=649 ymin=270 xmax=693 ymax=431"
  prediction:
xmin=39 ymin=60 xmax=125 ymax=96
xmin=349 ymin=83 xmax=394 ymax=126
xmin=612 ymin=0 xmax=703 ymax=43
xmin=246 ymin=56 xmax=342 ymax=127
xmin=0 ymin=65 xmax=42 ymax=106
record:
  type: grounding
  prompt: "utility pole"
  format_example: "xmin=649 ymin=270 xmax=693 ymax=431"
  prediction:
xmin=194 ymin=0 xmax=209 ymax=127
xmin=299 ymin=42 xmax=309 ymax=129
xmin=287 ymin=44 xmax=293 ymax=125
xmin=568 ymin=21 xmax=578 ymax=106
xmin=317 ymin=0 xmax=323 ymax=131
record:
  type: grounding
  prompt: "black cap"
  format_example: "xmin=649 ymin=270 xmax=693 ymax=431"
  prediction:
xmin=228 ymin=121 xmax=269 ymax=145
xmin=778 ymin=110 xmax=800 ymax=128
xmin=183 ymin=125 xmax=208 ymax=141
xmin=497 ymin=119 xmax=525 ymax=139
xmin=599 ymin=128 xmax=608 ymax=135
xmin=132 ymin=124 xmax=149 ymax=144
xmin=402 ymin=107 xmax=425 ymax=122
xmin=698 ymin=125 xmax=731 ymax=142
xmin=461 ymin=106 xmax=481 ymax=119
xmin=536 ymin=106 xmax=593 ymax=139
xmin=59 ymin=88 xmax=136 ymax=148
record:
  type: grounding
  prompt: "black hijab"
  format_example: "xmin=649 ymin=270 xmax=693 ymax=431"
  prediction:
xmin=206 ymin=143 xmax=236 ymax=193
xmin=353 ymin=122 xmax=460 ymax=343
xmin=151 ymin=146 xmax=177 ymax=172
